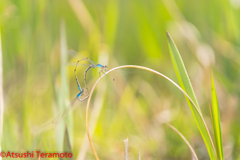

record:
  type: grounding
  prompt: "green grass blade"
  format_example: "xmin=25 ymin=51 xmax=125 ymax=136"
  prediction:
xmin=167 ymin=32 xmax=217 ymax=160
xmin=167 ymin=32 xmax=200 ymax=111
xmin=211 ymin=73 xmax=224 ymax=160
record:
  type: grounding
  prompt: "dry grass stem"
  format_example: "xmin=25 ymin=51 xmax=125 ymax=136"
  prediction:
xmin=124 ymin=138 xmax=128 ymax=160
xmin=77 ymin=83 xmax=106 ymax=160
xmin=137 ymin=144 xmax=141 ymax=160
xmin=166 ymin=123 xmax=198 ymax=160
xmin=85 ymin=65 xmax=214 ymax=160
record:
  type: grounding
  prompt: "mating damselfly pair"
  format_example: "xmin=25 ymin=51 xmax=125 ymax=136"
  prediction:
xmin=52 ymin=50 xmax=108 ymax=126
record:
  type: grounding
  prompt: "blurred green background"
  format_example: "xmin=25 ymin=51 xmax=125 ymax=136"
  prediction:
xmin=1 ymin=0 xmax=240 ymax=159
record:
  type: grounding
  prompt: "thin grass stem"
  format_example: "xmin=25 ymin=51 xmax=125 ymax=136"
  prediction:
xmin=166 ymin=123 xmax=198 ymax=160
xmin=85 ymin=65 xmax=214 ymax=160
xmin=124 ymin=138 xmax=128 ymax=160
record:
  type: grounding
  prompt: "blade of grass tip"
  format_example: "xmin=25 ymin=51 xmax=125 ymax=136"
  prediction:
xmin=166 ymin=31 xmax=200 ymax=111
xmin=167 ymin=32 xmax=217 ymax=160
xmin=63 ymin=123 xmax=73 ymax=160
xmin=166 ymin=123 xmax=198 ymax=160
xmin=124 ymin=138 xmax=128 ymax=160
xmin=211 ymin=73 xmax=224 ymax=160
xmin=42 ymin=136 xmax=54 ymax=160
xmin=0 ymin=28 xmax=3 ymax=159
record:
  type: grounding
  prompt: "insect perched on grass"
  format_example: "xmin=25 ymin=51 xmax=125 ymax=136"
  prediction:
xmin=51 ymin=51 xmax=108 ymax=125
xmin=70 ymin=50 xmax=108 ymax=95
xmin=74 ymin=58 xmax=108 ymax=95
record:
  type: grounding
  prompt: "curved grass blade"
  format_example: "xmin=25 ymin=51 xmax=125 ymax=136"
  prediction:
xmin=84 ymin=65 xmax=216 ymax=160
xmin=210 ymin=73 xmax=224 ymax=160
xmin=166 ymin=123 xmax=198 ymax=160
xmin=167 ymin=32 xmax=217 ymax=160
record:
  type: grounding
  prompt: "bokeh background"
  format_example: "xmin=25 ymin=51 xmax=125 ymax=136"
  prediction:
xmin=1 ymin=0 xmax=240 ymax=159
